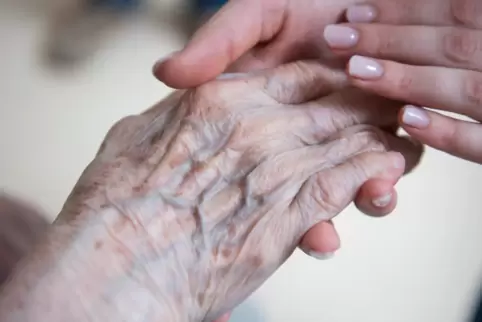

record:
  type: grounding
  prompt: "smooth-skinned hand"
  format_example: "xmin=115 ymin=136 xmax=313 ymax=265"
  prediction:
xmin=322 ymin=0 xmax=482 ymax=164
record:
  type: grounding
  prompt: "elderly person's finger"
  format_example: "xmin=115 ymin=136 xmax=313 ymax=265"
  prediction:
xmin=345 ymin=57 xmax=482 ymax=121
xmin=293 ymin=150 xmax=405 ymax=235
xmin=345 ymin=0 xmax=482 ymax=28
xmin=324 ymin=24 xmax=482 ymax=72
xmin=355 ymin=178 xmax=398 ymax=217
xmin=399 ymin=105 xmax=482 ymax=163
xmin=300 ymin=220 xmax=340 ymax=258
xmin=213 ymin=312 xmax=231 ymax=322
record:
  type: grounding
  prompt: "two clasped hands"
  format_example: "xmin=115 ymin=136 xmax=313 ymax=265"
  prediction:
xmin=0 ymin=0 xmax=480 ymax=321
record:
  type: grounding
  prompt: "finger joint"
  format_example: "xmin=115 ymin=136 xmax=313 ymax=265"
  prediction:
xmin=451 ymin=0 xmax=482 ymax=27
xmin=442 ymin=28 xmax=482 ymax=64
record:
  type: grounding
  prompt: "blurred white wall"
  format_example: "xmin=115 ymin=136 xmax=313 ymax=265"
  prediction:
xmin=0 ymin=1 xmax=481 ymax=322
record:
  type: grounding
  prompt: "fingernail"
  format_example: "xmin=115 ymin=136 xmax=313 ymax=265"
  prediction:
xmin=152 ymin=51 xmax=178 ymax=72
xmin=346 ymin=4 xmax=378 ymax=23
xmin=401 ymin=105 xmax=430 ymax=129
xmin=303 ymin=248 xmax=335 ymax=260
xmin=372 ymin=193 xmax=392 ymax=208
xmin=348 ymin=55 xmax=384 ymax=79
xmin=323 ymin=25 xmax=359 ymax=49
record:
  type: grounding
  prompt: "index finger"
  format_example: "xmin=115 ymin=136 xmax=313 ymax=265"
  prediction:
xmin=154 ymin=0 xmax=287 ymax=89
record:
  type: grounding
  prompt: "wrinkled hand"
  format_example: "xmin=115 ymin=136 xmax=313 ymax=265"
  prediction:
xmin=323 ymin=0 xmax=482 ymax=164
xmin=57 ymin=61 xmax=422 ymax=321
xmin=153 ymin=0 xmax=413 ymax=261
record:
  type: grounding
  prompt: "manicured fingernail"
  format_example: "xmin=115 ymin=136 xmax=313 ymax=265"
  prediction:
xmin=402 ymin=105 xmax=430 ymax=129
xmin=346 ymin=4 xmax=378 ymax=23
xmin=348 ymin=55 xmax=384 ymax=79
xmin=323 ymin=25 xmax=359 ymax=49
xmin=372 ymin=193 xmax=392 ymax=208
xmin=152 ymin=51 xmax=178 ymax=72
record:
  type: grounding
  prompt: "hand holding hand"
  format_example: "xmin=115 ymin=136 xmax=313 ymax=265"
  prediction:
xmin=0 ymin=61 xmax=422 ymax=322
xmin=153 ymin=0 xmax=418 ymax=261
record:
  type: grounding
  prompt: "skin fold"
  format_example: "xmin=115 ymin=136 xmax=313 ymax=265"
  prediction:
xmin=0 ymin=61 xmax=422 ymax=321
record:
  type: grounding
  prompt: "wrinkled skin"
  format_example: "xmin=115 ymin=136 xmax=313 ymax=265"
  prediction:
xmin=155 ymin=0 xmax=411 ymax=265
xmin=0 ymin=61 xmax=422 ymax=322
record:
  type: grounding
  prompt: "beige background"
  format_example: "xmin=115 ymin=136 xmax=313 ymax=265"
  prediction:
xmin=1 ymin=1 xmax=482 ymax=321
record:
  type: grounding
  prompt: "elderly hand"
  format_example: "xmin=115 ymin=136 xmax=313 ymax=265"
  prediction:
xmin=153 ymin=0 xmax=414 ymax=260
xmin=0 ymin=61 xmax=421 ymax=322
xmin=323 ymin=0 xmax=482 ymax=164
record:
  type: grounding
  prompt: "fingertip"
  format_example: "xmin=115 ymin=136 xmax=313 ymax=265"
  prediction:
xmin=355 ymin=179 xmax=398 ymax=217
xmin=213 ymin=312 xmax=231 ymax=322
xmin=153 ymin=53 xmax=200 ymax=89
xmin=300 ymin=221 xmax=341 ymax=257
xmin=153 ymin=49 xmax=225 ymax=89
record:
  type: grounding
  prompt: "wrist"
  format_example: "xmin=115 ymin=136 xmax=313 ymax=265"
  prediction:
xmin=0 ymin=208 xmax=189 ymax=322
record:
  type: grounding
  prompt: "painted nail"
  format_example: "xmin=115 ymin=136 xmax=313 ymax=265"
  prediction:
xmin=348 ymin=55 xmax=384 ymax=79
xmin=372 ymin=193 xmax=392 ymax=208
xmin=346 ymin=4 xmax=378 ymax=23
xmin=402 ymin=105 xmax=430 ymax=129
xmin=323 ymin=25 xmax=359 ymax=49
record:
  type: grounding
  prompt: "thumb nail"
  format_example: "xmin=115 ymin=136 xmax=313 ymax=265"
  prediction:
xmin=152 ymin=51 xmax=179 ymax=72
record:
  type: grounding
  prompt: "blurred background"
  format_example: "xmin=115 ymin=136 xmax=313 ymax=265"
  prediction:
xmin=0 ymin=0 xmax=482 ymax=321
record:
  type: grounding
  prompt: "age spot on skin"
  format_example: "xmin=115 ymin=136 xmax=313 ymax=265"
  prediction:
xmin=221 ymin=248 xmax=232 ymax=258
xmin=94 ymin=241 xmax=104 ymax=250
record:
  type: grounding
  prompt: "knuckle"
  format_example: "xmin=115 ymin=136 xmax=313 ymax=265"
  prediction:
xmin=463 ymin=73 xmax=482 ymax=107
xmin=451 ymin=0 xmax=482 ymax=27
xmin=442 ymin=29 xmax=481 ymax=64
xmin=310 ymin=176 xmax=343 ymax=215
xmin=352 ymin=127 xmax=389 ymax=153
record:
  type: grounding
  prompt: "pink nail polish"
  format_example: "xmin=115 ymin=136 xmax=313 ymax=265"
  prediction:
xmin=323 ymin=25 xmax=359 ymax=49
xmin=346 ymin=4 xmax=378 ymax=23
xmin=402 ymin=105 xmax=430 ymax=129
xmin=348 ymin=55 xmax=384 ymax=79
